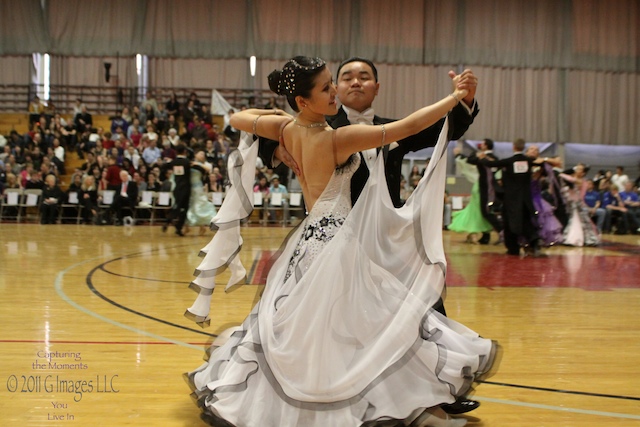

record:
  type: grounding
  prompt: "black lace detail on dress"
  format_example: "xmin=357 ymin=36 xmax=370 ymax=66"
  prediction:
xmin=283 ymin=214 xmax=345 ymax=283
xmin=304 ymin=214 xmax=345 ymax=243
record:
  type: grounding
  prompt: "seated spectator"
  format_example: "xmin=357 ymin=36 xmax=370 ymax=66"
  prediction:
xmin=131 ymin=105 xmax=142 ymax=123
xmin=121 ymin=158 xmax=136 ymax=177
xmin=619 ymin=181 xmax=640 ymax=233
xmin=25 ymin=170 xmax=44 ymax=190
xmin=4 ymin=172 xmax=21 ymax=190
xmin=253 ymin=175 xmax=270 ymax=221
xmin=224 ymin=109 xmax=240 ymax=146
xmin=205 ymin=168 xmax=224 ymax=193
xmin=80 ymin=175 xmax=99 ymax=224
xmin=268 ymin=175 xmax=288 ymax=222
xmin=190 ymin=117 xmax=208 ymax=144
xmin=204 ymin=139 xmax=218 ymax=165
xmin=182 ymin=99 xmax=197 ymax=129
xmin=124 ymin=145 xmax=142 ymax=171
xmin=583 ymin=179 xmax=606 ymax=232
xmin=133 ymin=171 xmax=147 ymax=192
xmin=111 ymin=125 xmax=127 ymax=143
xmin=50 ymin=138 xmax=65 ymax=175
xmin=110 ymin=170 xmax=138 ymax=225
xmin=145 ymin=124 xmax=159 ymax=146
xmin=214 ymin=134 xmax=230 ymax=160
xmin=200 ymin=104 xmax=213 ymax=126
xmin=72 ymin=98 xmax=85 ymax=120
xmin=611 ymin=166 xmax=630 ymax=192
xmin=137 ymin=163 xmax=149 ymax=181
xmin=40 ymin=174 xmax=64 ymax=224
xmin=161 ymin=138 xmax=177 ymax=162
xmin=145 ymin=172 xmax=162 ymax=192
xmin=165 ymin=92 xmax=180 ymax=119
xmin=155 ymin=102 xmax=167 ymax=133
xmin=602 ymin=185 xmax=633 ymax=234
xmin=142 ymin=137 xmax=162 ymax=167
xmin=28 ymin=95 xmax=45 ymax=129
xmin=74 ymin=105 xmax=93 ymax=134
xmin=49 ymin=113 xmax=74 ymax=149
xmin=0 ymin=145 xmax=10 ymax=164
xmin=142 ymin=104 xmax=156 ymax=127
xmin=121 ymin=106 xmax=133 ymax=124
xmin=160 ymin=169 xmax=174 ymax=192
xmin=166 ymin=114 xmax=180 ymax=135
xmin=141 ymin=90 xmax=159 ymax=117
xmin=111 ymin=112 xmax=129 ymax=136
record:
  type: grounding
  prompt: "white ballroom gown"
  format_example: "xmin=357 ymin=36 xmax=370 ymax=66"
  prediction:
xmin=184 ymin=121 xmax=499 ymax=426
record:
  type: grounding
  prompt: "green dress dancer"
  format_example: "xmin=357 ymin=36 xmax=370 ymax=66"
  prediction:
xmin=448 ymin=155 xmax=493 ymax=240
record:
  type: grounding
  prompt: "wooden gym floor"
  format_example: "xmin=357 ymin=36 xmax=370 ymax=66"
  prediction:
xmin=0 ymin=223 xmax=639 ymax=426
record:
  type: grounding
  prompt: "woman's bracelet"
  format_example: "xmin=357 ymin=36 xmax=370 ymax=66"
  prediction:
xmin=252 ymin=116 xmax=260 ymax=135
xmin=449 ymin=93 xmax=460 ymax=105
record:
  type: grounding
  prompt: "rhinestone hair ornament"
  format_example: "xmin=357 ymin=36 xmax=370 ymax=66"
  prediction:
xmin=277 ymin=57 xmax=326 ymax=96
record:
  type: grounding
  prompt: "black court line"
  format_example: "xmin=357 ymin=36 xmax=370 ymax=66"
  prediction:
xmin=479 ymin=380 xmax=640 ymax=402
xmin=85 ymin=250 xmax=215 ymax=338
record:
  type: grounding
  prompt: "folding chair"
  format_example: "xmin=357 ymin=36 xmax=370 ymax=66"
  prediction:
xmin=58 ymin=191 xmax=82 ymax=224
xmin=19 ymin=189 xmax=43 ymax=223
xmin=287 ymin=192 xmax=305 ymax=226
xmin=268 ymin=192 xmax=286 ymax=226
xmin=152 ymin=191 xmax=173 ymax=225
xmin=98 ymin=190 xmax=116 ymax=224
xmin=134 ymin=190 xmax=155 ymax=224
xmin=251 ymin=192 xmax=266 ymax=225
xmin=0 ymin=188 xmax=22 ymax=221
xmin=209 ymin=192 xmax=224 ymax=208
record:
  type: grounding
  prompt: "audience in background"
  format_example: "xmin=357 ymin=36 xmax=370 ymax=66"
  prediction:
xmin=3 ymin=94 xmax=640 ymax=238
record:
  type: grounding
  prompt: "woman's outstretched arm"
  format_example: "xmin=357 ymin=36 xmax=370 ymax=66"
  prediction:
xmin=333 ymin=88 xmax=468 ymax=164
xmin=230 ymin=108 xmax=293 ymax=141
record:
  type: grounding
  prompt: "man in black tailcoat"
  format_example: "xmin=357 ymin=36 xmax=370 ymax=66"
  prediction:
xmin=466 ymin=138 xmax=504 ymax=244
xmin=478 ymin=138 xmax=540 ymax=256
xmin=164 ymin=143 xmax=191 ymax=236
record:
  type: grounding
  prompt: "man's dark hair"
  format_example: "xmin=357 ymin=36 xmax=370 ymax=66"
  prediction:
xmin=483 ymin=138 xmax=494 ymax=150
xmin=513 ymin=138 xmax=526 ymax=151
xmin=336 ymin=57 xmax=379 ymax=82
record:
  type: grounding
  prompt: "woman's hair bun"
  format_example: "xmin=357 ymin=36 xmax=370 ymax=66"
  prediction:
xmin=268 ymin=69 xmax=284 ymax=95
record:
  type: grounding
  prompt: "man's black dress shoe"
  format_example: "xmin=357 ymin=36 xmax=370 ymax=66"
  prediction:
xmin=478 ymin=232 xmax=491 ymax=245
xmin=442 ymin=398 xmax=480 ymax=414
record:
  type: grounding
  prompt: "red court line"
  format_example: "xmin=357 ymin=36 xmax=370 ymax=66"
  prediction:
xmin=252 ymin=250 xmax=277 ymax=285
xmin=446 ymin=252 xmax=640 ymax=290
xmin=0 ymin=339 xmax=209 ymax=346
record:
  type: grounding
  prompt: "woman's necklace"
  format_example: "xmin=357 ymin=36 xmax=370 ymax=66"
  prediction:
xmin=293 ymin=118 xmax=327 ymax=128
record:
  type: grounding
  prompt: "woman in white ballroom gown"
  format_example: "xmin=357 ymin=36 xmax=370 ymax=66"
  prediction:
xmin=184 ymin=57 xmax=499 ymax=427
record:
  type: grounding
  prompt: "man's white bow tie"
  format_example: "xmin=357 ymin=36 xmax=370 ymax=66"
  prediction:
xmin=347 ymin=108 xmax=375 ymax=125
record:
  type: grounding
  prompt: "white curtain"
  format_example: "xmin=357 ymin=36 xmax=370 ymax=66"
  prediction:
xmin=0 ymin=0 xmax=638 ymax=145
xmin=0 ymin=56 xmax=32 ymax=85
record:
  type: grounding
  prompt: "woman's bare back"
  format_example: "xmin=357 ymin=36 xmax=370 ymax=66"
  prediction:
xmin=281 ymin=123 xmax=341 ymax=211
